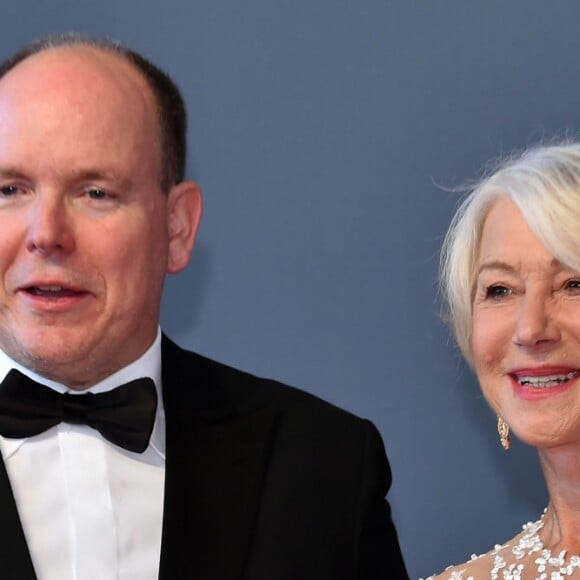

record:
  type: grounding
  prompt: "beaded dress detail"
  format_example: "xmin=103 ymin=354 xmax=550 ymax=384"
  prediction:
xmin=421 ymin=511 xmax=580 ymax=579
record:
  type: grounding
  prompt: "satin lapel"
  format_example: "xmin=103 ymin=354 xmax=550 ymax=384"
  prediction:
xmin=158 ymin=339 xmax=279 ymax=580
xmin=0 ymin=455 xmax=37 ymax=579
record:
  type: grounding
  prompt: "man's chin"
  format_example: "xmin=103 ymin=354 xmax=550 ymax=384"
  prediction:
xmin=0 ymin=333 xmax=100 ymax=385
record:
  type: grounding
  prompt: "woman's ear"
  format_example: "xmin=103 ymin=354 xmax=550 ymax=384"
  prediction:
xmin=166 ymin=180 xmax=203 ymax=273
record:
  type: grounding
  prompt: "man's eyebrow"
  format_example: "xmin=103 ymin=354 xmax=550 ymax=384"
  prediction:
xmin=0 ymin=167 xmax=29 ymax=180
xmin=0 ymin=167 xmax=131 ymax=189
xmin=67 ymin=169 xmax=130 ymax=188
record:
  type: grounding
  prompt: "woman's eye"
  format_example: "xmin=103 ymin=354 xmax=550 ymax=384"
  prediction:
xmin=485 ymin=285 xmax=511 ymax=299
xmin=564 ymin=279 xmax=580 ymax=291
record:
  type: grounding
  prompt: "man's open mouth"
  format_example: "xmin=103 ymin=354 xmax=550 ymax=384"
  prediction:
xmin=26 ymin=286 xmax=83 ymax=299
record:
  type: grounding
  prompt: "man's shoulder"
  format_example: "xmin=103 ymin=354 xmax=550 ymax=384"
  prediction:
xmin=161 ymin=334 xmax=372 ymax=432
xmin=162 ymin=335 xmax=392 ymax=492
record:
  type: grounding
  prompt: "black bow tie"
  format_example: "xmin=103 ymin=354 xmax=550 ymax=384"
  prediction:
xmin=0 ymin=369 xmax=158 ymax=453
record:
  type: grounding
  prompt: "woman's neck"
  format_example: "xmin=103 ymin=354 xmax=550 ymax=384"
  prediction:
xmin=538 ymin=444 xmax=580 ymax=552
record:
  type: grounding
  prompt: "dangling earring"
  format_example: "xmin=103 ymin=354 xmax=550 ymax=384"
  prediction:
xmin=497 ymin=416 xmax=510 ymax=450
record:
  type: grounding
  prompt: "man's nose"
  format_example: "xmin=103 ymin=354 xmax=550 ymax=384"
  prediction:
xmin=25 ymin=195 xmax=75 ymax=255
xmin=513 ymin=291 xmax=560 ymax=349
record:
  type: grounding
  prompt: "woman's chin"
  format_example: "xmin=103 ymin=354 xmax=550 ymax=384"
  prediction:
xmin=511 ymin=423 xmax=580 ymax=450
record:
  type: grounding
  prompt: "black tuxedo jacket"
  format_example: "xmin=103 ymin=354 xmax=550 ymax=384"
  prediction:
xmin=0 ymin=337 xmax=408 ymax=579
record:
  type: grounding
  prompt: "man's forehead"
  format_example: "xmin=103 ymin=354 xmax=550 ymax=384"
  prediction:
xmin=0 ymin=45 xmax=163 ymax=181
xmin=0 ymin=46 xmax=160 ymax=143
xmin=0 ymin=45 xmax=150 ymax=104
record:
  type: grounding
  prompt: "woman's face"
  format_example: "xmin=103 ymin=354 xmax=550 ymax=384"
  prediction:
xmin=472 ymin=197 xmax=580 ymax=448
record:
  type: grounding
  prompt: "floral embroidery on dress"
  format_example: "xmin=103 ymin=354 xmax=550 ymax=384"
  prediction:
xmin=420 ymin=511 xmax=580 ymax=580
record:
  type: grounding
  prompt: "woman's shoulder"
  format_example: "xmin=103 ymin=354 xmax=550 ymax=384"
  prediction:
xmin=421 ymin=552 xmax=498 ymax=580
xmin=422 ymin=553 xmax=496 ymax=580
xmin=419 ymin=523 xmax=535 ymax=580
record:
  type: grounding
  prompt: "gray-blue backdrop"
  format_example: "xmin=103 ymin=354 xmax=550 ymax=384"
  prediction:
xmin=3 ymin=1 xmax=576 ymax=577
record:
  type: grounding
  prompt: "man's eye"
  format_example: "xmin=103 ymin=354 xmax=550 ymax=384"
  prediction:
xmin=87 ymin=188 xmax=108 ymax=200
xmin=485 ymin=285 xmax=511 ymax=299
xmin=0 ymin=185 xmax=20 ymax=196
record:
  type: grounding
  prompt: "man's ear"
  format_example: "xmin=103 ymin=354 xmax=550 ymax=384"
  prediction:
xmin=166 ymin=180 xmax=203 ymax=274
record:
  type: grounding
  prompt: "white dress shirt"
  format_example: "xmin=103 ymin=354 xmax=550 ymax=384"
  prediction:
xmin=0 ymin=330 xmax=166 ymax=580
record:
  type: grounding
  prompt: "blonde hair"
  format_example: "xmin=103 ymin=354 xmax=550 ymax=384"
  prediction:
xmin=441 ymin=142 xmax=580 ymax=364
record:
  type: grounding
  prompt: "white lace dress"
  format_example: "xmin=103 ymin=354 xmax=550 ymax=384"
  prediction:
xmin=421 ymin=513 xmax=580 ymax=580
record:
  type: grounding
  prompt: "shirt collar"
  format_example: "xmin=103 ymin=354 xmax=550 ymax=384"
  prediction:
xmin=0 ymin=329 xmax=165 ymax=460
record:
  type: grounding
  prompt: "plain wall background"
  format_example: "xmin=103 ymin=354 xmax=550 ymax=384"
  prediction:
xmin=3 ymin=2 xmax=579 ymax=577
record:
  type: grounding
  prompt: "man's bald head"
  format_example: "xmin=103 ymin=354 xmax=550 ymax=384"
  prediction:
xmin=0 ymin=34 xmax=187 ymax=191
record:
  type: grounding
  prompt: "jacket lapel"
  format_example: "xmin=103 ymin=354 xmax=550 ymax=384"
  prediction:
xmin=158 ymin=338 xmax=279 ymax=580
xmin=0 ymin=455 xmax=37 ymax=579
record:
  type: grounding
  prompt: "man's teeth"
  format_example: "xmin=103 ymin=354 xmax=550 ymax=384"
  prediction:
xmin=28 ymin=286 xmax=66 ymax=296
xmin=518 ymin=372 xmax=579 ymax=388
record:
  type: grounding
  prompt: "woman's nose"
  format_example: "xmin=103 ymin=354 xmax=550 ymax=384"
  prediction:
xmin=513 ymin=291 xmax=560 ymax=349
